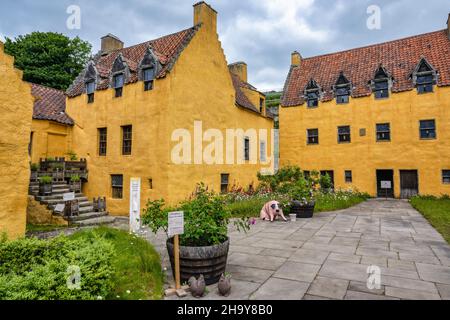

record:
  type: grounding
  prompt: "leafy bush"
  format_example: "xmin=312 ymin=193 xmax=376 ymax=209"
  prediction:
xmin=0 ymin=235 xmax=115 ymax=300
xmin=38 ymin=176 xmax=52 ymax=184
xmin=142 ymin=183 xmax=250 ymax=247
xmin=257 ymin=165 xmax=304 ymax=192
xmin=67 ymin=151 xmax=78 ymax=161
xmin=30 ymin=163 xmax=39 ymax=171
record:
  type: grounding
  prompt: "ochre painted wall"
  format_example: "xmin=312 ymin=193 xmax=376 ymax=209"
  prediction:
xmin=30 ymin=119 xmax=72 ymax=163
xmin=279 ymin=87 xmax=450 ymax=197
xmin=0 ymin=42 xmax=33 ymax=239
xmin=65 ymin=12 xmax=273 ymax=214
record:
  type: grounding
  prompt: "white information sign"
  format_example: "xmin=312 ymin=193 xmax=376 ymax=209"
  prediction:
xmin=168 ymin=211 xmax=184 ymax=237
xmin=129 ymin=178 xmax=141 ymax=233
xmin=54 ymin=203 xmax=65 ymax=213
xmin=63 ymin=192 xmax=75 ymax=201
xmin=381 ymin=181 xmax=392 ymax=189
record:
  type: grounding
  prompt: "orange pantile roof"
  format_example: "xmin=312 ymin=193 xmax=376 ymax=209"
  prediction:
xmin=31 ymin=83 xmax=73 ymax=125
xmin=281 ymin=30 xmax=450 ymax=107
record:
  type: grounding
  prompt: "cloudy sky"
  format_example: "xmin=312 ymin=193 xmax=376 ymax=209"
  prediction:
xmin=0 ymin=0 xmax=448 ymax=91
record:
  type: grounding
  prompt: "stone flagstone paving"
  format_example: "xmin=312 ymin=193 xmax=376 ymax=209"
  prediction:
xmin=142 ymin=199 xmax=450 ymax=300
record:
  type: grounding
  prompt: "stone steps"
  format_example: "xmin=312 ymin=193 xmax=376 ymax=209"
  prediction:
xmin=29 ymin=179 xmax=113 ymax=227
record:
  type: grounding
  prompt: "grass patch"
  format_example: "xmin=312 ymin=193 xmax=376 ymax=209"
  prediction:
xmin=26 ymin=223 xmax=67 ymax=233
xmin=69 ymin=227 xmax=164 ymax=300
xmin=410 ymin=196 xmax=450 ymax=244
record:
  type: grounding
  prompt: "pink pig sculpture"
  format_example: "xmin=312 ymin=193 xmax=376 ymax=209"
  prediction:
xmin=260 ymin=200 xmax=287 ymax=222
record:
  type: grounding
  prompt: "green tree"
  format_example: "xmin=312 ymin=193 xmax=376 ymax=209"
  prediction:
xmin=4 ymin=32 xmax=92 ymax=90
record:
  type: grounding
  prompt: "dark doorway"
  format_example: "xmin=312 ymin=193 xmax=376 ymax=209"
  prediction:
xmin=376 ymin=170 xmax=394 ymax=198
xmin=400 ymin=170 xmax=418 ymax=199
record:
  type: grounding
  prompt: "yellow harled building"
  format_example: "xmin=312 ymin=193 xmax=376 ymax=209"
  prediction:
xmin=0 ymin=41 xmax=33 ymax=239
xmin=63 ymin=2 xmax=274 ymax=214
xmin=279 ymin=15 xmax=450 ymax=198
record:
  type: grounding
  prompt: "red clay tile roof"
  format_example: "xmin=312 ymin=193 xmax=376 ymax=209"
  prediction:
xmin=31 ymin=83 xmax=73 ymax=125
xmin=231 ymin=73 xmax=274 ymax=119
xmin=281 ymin=30 xmax=450 ymax=107
xmin=66 ymin=25 xmax=201 ymax=97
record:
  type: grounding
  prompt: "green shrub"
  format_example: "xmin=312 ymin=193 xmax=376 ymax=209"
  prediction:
xmin=30 ymin=163 xmax=40 ymax=171
xmin=0 ymin=235 xmax=115 ymax=300
xmin=143 ymin=183 xmax=250 ymax=247
xmin=38 ymin=176 xmax=52 ymax=185
xmin=67 ymin=151 xmax=78 ymax=161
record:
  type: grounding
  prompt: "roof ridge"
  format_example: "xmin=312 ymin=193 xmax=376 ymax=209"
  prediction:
xmin=29 ymin=82 xmax=65 ymax=94
xmin=301 ymin=29 xmax=447 ymax=62
xmin=104 ymin=24 xmax=200 ymax=54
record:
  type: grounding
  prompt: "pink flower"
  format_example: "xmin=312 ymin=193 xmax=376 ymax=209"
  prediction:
xmin=248 ymin=218 xmax=257 ymax=226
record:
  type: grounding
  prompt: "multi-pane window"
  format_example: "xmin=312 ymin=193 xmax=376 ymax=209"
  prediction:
xmin=376 ymin=123 xmax=391 ymax=141
xmin=122 ymin=125 xmax=132 ymax=155
xmin=417 ymin=74 xmax=434 ymax=94
xmin=306 ymin=91 xmax=319 ymax=108
xmin=221 ymin=174 xmax=229 ymax=193
xmin=307 ymin=129 xmax=319 ymax=145
xmin=374 ymin=80 xmax=389 ymax=99
xmin=259 ymin=98 xmax=264 ymax=113
xmin=244 ymin=137 xmax=250 ymax=161
xmin=345 ymin=170 xmax=352 ymax=183
xmin=336 ymin=87 xmax=350 ymax=104
xmin=442 ymin=170 xmax=450 ymax=184
xmin=111 ymin=174 xmax=123 ymax=199
xmin=113 ymin=74 xmax=124 ymax=97
xmin=419 ymin=120 xmax=436 ymax=139
xmin=260 ymin=141 xmax=266 ymax=162
xmin=86 ymin=81 xmax=95 ymax=103
xmin=338 ymin=126 xmax=351 ymax=143
xmin=143 ymin=68 xmax=154 ymax=91
xmin=98 ymin=128 xmax=107 ymax=156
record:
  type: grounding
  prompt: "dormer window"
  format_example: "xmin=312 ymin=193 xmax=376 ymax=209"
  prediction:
xmin=371 ymin=65 xmax=392 ymax=99
xmin=86 ymin=80 xmax=95 ymax=103
xmin=304 ymin=79 xmax=321 ymax=108
xmin=143 ymin=67 xmax=154 ymax=91
xmin=412 ymin=58 xmax=437 ymax=94
xmin=334 ymin=72 xmax=351 ymax=104
xmin=113 ymin=73 xmax=124 ymax=98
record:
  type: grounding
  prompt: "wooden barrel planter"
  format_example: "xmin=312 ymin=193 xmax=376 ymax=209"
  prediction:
xmin=38 ymin=184 xmax=52 ymax=196
xmin=290 ymin=200 xmax=315 ymax=219
xmin=166 ymin=237 xmax=229 ymax=285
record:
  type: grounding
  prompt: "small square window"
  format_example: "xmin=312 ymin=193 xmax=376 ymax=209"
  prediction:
xmin=338 ymin=126 xmax=351 ymax=143
xmin=86 ymin=81 xmax=95 ymax=103
xmin=143 ymin=68 xmax=154 ymax=91
xmin=307 ymin=129 xmax=319 ymax=145
xmin=307 ymin=92 xmax=319 ymax=108
xmin=443 ymin=170 xmax=450 ymax=184
xmin=376 ymin=123 xmax=391 ymax=141
xmin=417 ymin=75 xmax=434 ymax=94
xmin=345 ymin=170 xmax=352 ymax=183
xmin=111 ymin=174 xmax=123 ymax=199
xmin=419 ymin=120 xmax=436 ymax=139
xmin=374 ymin=80 xmax=389 ymax=99
xmin=221 ymin=174 xmax=229 ymax=193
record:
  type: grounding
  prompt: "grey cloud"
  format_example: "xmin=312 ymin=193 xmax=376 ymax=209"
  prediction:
xmin=0 ymin=0 xmax=448 ymax=91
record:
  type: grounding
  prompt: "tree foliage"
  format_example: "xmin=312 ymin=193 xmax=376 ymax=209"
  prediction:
xmin=4 ymin=32 xmax=92 ymax=90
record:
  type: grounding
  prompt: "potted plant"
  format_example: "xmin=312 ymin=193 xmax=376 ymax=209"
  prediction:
xmin=30 ymin=163 xmax=39 ymax=181
xmin=38 ymin=175 xmax=53 ymax=196
xmin=67 ymin=150 xmax=78 ymax=161
xmin=142 ymin=183 xmax=250 ymax=285
xmin=287 ymin=178 xmax=316 ymax=219
xmin=69 ymin=174 xmax=81 ymax=193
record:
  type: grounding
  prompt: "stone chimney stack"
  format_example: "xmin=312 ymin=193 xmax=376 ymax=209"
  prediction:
xmin=447 ymin=13 xmax=450 ymax=40
xmin=291 ymin=51 xmax=302 ymax=66
xmin=228 ymin=62 xmax=248 ymax=83
xmin=193 ymin=1 xmax=217 ymax=34
xmin=101 ymin=34 xmax=124 ymax=54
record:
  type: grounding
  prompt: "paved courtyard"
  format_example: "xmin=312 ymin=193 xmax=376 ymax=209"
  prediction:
xmin=144 ymin=199 xmax=450 ymax=300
